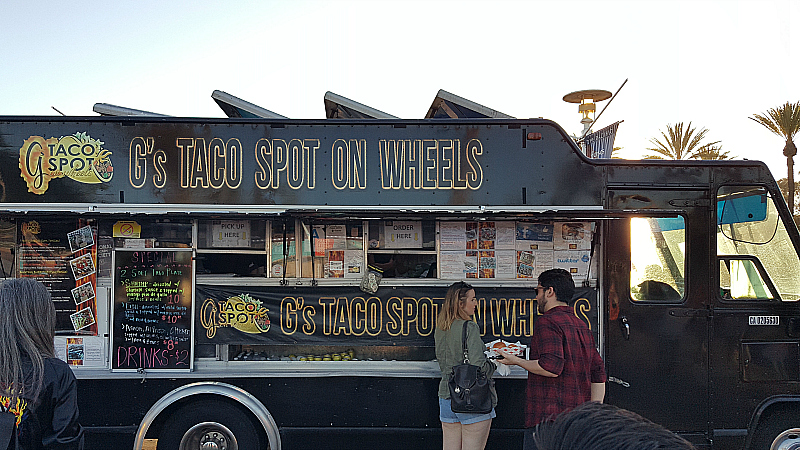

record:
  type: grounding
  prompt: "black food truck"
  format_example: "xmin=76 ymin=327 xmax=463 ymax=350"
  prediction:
xmin=0 ymin=93 xmax=799 ymax=450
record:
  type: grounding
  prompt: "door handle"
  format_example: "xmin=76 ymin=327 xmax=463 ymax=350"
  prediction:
xmin=620 ymin=316 xmax=630 ymax=340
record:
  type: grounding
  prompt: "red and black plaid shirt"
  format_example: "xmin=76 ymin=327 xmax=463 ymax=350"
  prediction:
xmin=525 ymin=305 xmax=606 ymax=427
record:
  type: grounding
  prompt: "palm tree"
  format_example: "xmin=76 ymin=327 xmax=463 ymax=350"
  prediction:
xmin=693 ymin=144 xmax=733 ymax=160
xmin=750 ymin=101 xmax=800 ymax=214
xmin=644 ymin=122 xmax=720 ymax=160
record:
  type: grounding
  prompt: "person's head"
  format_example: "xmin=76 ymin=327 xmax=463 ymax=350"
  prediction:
xmin=534 ymin=402 xmax=696 ymax=450
xmin=536 ymin=268 xmax=575 ymax=313
xmin=436 ymin=281 xmax=476 ymax=330
xmin=0 ymin=278 xmax=56 ymax=358
xmin=0 ymin=278 xmax=56 ymax=404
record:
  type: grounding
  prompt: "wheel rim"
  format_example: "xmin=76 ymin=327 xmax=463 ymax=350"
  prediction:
xmin=772 ymin=428 xmax=800 ymax=450
xmin=178 ymin=421 xmax=239 ymax=450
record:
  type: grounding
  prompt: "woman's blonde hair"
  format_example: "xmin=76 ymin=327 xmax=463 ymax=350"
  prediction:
xmin=436 ymin=281 xmax=474 ymax=331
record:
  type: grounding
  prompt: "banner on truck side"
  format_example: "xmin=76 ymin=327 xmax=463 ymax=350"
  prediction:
xmin=196 ymin=285 xmax=598 ymax=346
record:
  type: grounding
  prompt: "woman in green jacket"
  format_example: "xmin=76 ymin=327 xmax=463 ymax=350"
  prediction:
xmin=435 ymin=281 xmax=497 ymax=450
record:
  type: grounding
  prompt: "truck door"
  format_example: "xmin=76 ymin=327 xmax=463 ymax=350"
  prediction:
xmin=604 ymin=189 xmax=710 ymax=446
xmin=711 ymin=185 xmax=800 ymax=450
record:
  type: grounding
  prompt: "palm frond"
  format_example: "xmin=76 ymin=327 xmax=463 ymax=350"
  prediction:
xmin=750 ymin=101 xmax=800 ymax=139
xmin=693 ymin=144 xmax=733 ymax=160
xmin=645 ymin=122 xmax=719 ymax=160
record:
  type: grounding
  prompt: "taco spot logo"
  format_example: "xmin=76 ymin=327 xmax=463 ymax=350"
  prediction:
xmin=200 ymin=293 xmax=271 ymax=339
xmin=19 ymin=132 xmax=113 ymax=194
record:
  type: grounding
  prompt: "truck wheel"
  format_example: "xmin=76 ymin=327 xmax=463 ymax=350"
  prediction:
xmin=750 ymin=406 xmax=800 ymax=450
xmin=157 ymin=399 xmax=265 ymax=450
xmin=771 ymin=428 xmax=800 ymax=450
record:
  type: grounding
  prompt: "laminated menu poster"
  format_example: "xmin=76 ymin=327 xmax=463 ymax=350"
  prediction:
xmin=494 ymin=222 xmax=516 ymax=249
xmin=17 ymin=219 xmax=98 ymax=334
xmin=327 ymin=250 xmax=345 ymax=278
xmin=112 ymin=249 xmax=193 ymax=371
xmin=516 ymin=250 xmax=535 ymax=279
xmin=344 ymin=250 xmax=363 ymax=278
xmin=440 ymin=222 xmax=526 ymax=279
xmin=440 ymin=222 xmax=467 ymax=250
xmin=493 ymin=250 xmax=517 ymax=279
xmin=516 ymin=222 xmax=554 ymax=250
xmin=440 ymin=251 xmax=477 ymax=278
xmin=476 ymin=221 xmax=516 ymax=250
xmin=553 ymin=222 xmax=593 ymax=250
xmin=54 ymin=336 xmax=105 ymax=367
xmin=554 ymin=250 xmax=591 ymax=278
xmin=439 ymin=249 xmax=516 ymax=279
xmin=516 ymin=250 xmax=555 ymax=279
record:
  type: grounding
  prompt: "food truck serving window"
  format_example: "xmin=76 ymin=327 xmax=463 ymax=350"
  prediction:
xmin=261 ymin=218 xmax=597 ymax=281
xmin=197 ymin=220 xmax=267 ymax=277
xmin=100 ymin=219 xmax=192 ymax=250
xmin=301 ymin=222 xmax=364 ymax=279
xmin=368 ymin=220 xmax=436 ymax=278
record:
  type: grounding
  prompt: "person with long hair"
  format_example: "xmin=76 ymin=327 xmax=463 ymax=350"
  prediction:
xmin=0 ymin=279 xmax=84 ymax=449
xmin=434 ymin=281 xmax=496 ymax=450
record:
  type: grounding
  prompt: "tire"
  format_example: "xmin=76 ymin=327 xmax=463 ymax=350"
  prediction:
xmin=771 ymin=429 xmax=800 ymax=450
xmin=157 ymin=399 xmax=266 ymax=450
xmin=749 ymin=405 xmax=800 ymax=450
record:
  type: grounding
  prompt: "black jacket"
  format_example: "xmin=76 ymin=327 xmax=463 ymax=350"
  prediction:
xmin=2 ymin=357 xmax=84 ymax=450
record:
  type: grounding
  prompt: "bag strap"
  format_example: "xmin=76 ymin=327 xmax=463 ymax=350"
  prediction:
xmin=461 ymin=321 xmax=470 ymax=364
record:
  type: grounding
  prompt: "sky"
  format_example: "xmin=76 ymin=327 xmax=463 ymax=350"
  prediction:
xmin=1 ymin=0 xmax=799 ymax=179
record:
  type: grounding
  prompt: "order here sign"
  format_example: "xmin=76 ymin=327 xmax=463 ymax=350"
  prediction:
xmin=383 ymin=221 xmax=421 ymax=249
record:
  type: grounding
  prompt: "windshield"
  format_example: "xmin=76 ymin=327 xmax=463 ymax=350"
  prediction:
xmin=717 ymin=185 xmax=800 ymax=301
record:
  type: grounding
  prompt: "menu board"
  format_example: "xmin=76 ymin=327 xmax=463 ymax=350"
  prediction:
xmin=112 ymin=249 xmax=193 ymax=371
xmin=439 ymin=221 xmax=516 ymax=279
xmin=17 ymin=219 xmax=98 ymax=334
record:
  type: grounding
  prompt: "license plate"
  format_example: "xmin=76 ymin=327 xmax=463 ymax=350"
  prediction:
xmin=748 ymin=316 xmax=779 ymax=326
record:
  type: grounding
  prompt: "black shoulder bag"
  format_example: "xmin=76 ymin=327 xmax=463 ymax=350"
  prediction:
xmin=0 ymin=410 xmax=17 ymax=450
xmin=448 ymin=321 xmax=493 ymax=414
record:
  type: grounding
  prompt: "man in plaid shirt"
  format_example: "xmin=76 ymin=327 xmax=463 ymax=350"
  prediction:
xmin=499 ymin=268 xmax=606 ymax=450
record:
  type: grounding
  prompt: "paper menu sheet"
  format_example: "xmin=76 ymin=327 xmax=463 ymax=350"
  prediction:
xmin=553 ymin=222 xmax=592 ymax=250
xmin=553 ymin=250 xmax=591 ymax=278
xmin=440 ymin=222 xmax=467 ymax=250
xmin=516 ymin=222 xmax=554 ymax=250
xmin=55 ymin=336 xmax=106 ymax=367
xmin=440 ymin=251 xmax=477 ymax=278
xmin=441 ymin=250 xmax=516 ymax=279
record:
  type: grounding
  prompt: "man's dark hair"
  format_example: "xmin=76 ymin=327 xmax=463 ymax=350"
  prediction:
xmin=534 ymin=402 xmax=696 ymax=450
xmin=538 ymin=268 xmax=575 ymax=305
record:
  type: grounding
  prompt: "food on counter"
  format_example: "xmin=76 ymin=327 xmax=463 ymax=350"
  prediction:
xmin=233 ymin=349 xmax=357 ymax=361
xmin=485 ymin=339 xmax=526 ymax=357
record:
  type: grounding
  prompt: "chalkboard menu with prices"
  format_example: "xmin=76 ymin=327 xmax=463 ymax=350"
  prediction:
xmin=112 ymin=249 xmax=194 ymax=371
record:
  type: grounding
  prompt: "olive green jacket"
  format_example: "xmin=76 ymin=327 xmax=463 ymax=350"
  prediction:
xmin=434 ymin=319 xmax=497 ymax=407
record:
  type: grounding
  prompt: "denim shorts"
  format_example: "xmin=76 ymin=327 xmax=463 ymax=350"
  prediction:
xmin=439 ymin=397 xmax=496 ymax=425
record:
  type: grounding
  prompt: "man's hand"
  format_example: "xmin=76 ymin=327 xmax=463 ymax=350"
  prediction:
xmin=496 ymin=348 xmax=522 ymax=366
xmin=496 ymin=348 xmax=558 ymax=377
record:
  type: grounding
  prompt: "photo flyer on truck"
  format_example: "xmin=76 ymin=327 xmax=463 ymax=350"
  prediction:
xmin=17 ymin=219 xmax=99 ymax=335
xmin=439 ymin=221 xmax=587 ymax=280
